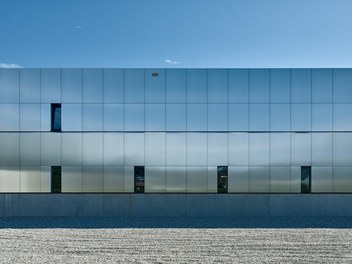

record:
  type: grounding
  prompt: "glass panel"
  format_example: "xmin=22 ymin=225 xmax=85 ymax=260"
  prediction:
xmin=290 ymin=166 xmax=301 ymax=193
xmin=62 ymin=166 xmax=82 ymax=192
xmin=41 ymin=166 xmax=51 ymax=192
xmin=249 ymin=133 xmax=269 ymax=165
xmin=103 ymin=166 xmax=124 ymax=192
xmin=103 ymin=69 xmax=123 ymax=103
xmin=0 ymin=133 xmax=19 ymax=165
xmin=228 ymin=69 xmax=249 ymax=103
xmin=333 ymin=167 xmax=352 ymax=193
xmin=20 ymin=133 xmax=40 ymax=166
xmin=62 ymin=133 xmax=82 ymax=165
xmin=145 ymin=104 xmax=165 ymax=131
xmin=291 ymin=133 xmax=311 ymax=165
xmin=333 ymin=104 xmax=352 ymax=131
xmin=145 ymin=166 xmax=166 ymax=193
xmin=217 ymin=166 xmax=228 ymax=193
xmin=165 ymin=166 xmax=186 ymax=192
xmin=187 ymin=104 xmax=207 ymax=131
xmin=41 ymin=133 xmax=61 ymax=166
xmin=270 ymin=104 xmax=290 ymax=131
xmin=187 ymin=133 xmax=207 ymax=165
xmin=312 ymin=166 xmax=332 ymax=192
xmin=103 ymin=133 xmax=123 ymax=165
xmin=41 ymin=104 xmax=51 ymax=131
xmin=333 ymin=69 xmax=352 ymax=103
xmin=207 ymin=166 xmax=217 ymax=193
xmin=124 ymin=166 xmax=134 ymax=192
xmin=145 ymin=133 xmax=165 ymax=165
xmin=270 ymin=133 xmax=290 ymax=165
xmin=270 ymin=69 xmax=290 ymax=103
xmin=83 ymin=166 xmax=103 ymax=192
xmin=249 ymin=69 xmax=269 ymax=103
xmin=103 ymin=104 xmax=123 ymax=131
xmin=291 ymin=69 xmax=311 ymax=103
xmin=61 ymin=104 xmax=82 ymax=131
xmin=228 ymin=104 xmax=249 ymax=131
xmin=270 ymin=166 xmax=290 ymax=193
xmin=249 ymin=104 xmax=269 ymax=131
xmin=187 ymin=69 xmax=207 ymax=103
xmin=333 ymin=133 xmax=352 ymax=165
xmin=312 ymin=104 xmax=332 ymax=131
xmin=0 ymin=69 xmax=19 ymax=103
xmin=124 ymin=69 xmax=144 ymax=103
xmin=51 ymin=166 xmax=61 ymax=193
xmin=145 ymin=69 xmax=165 ymax=103
xmin=301 ymin=166 xmax=311 ymax=193
xmin=124 ymin=133 xmax=144 ymax=165
xmin=20 ymin=69 xmax=40 ymax=103
xmin=166 ymin=133 xmax=186 ymax=165
xmin=166 ymin=104 xmax=186 ymax=131
xmin=134 ymin=166 xmax=145 ymax=193
xmin=249 ymin=166 xmax=269 ymax=193
xmin=207 ymin=104 xmax=227 ymax=131
xmin=83 ymin=69 xmax=103 ymax=103
xmin=0 ymin=166 xmax=19 ymax=192
xmin=51 ymin=104 xmax=61 ymax=132
xmin=62 ymin=69 xmax=82 ymax=103
xmin=124 ymin=104 xmax=144 ymax=131
xmin=228 ymin=166 xmax=249 ymax=192
xmin=82 ymin=104 xmax=103 ymax=131
xmin=312 ymin=69 xmax=332 ymax=103
xmin=187 ymin=166 xmax=207 ymax=192
xmin=83 ymin=133 xmax=103 ymax=165
xmin=208 ymin=133 xmax=227 ymax=165
xmin=312 ymin=133 xmax=332 ymax=165
xmin=208 ymin=69 xmax=227 ymax=103
xmin=291 ymin=104 xmax=311 ymax=131
xmin=166 ymin=69 xmax=186 ymax=103
xmin=41 ymin=69 xmax=61 ymax=103
xmin=228 ymin=133 xmax=248 ymax=165
xmin=20 ymin=166 xmax=41 ymax=192
xmin=0 ymin=104 xmax=19 ymax=131
xmin=20 ymin=104 xmax=40 ymax=131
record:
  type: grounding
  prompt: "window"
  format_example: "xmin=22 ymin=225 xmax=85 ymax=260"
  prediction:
xmin=217 ymin=166 xmax=228 ymax=193
xmin=301 ymin=166 xmax=311 ymax=193
xmin=51 ymin=166 xmax=61 ymax=193
xmin=134 ymin=166 xmax=145 ymax=193
xmin=51 ymin=104 xmax=61 ymax=132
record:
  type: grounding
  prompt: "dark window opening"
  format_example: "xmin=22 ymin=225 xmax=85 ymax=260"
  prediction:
xmin=217 ymin=166 xmax=228 ymax=193
xmin=51 ymin=166 xmax=61 ymax=193
xmin=152 ymin=73 xmax=159 ymax=77
xmin=301 ymin=166 xmax=311 ymax=193
xmin=51 ymin=104 xmax=61 ymax=132
xmin=134 ymin=166 xmax=145 ymax=193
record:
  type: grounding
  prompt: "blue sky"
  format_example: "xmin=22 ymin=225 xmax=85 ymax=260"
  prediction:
xmin=1 ymin=0 xmax=352 ymax=68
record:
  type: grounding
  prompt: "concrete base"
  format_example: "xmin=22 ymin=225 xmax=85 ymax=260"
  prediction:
xmin=1 ymin=194 xmax=352 ymax=217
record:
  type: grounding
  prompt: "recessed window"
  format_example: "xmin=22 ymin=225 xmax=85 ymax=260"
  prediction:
xmin=134 ymin=166 xmax=145 ymax=193
xmin=152 ymin=73 xmax=158 ymax=77
xmin=51 ymin=104 xmax=61 ymax=132
xmin=217 ymin=166 xmax=228 ymax=193
xmin=51 ymin=166 xmax=61 ymax=193
xmin=301 ymin=166 xmax=311 ymax=193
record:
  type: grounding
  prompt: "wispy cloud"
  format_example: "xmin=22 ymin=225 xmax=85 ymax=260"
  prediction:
xmin=165 ymin=59 xmax=181 ymax=65
xmin=0 ymin=63 xmax=22 ymax=68
xmin=74 ymin=25 xmax=82 ymax=30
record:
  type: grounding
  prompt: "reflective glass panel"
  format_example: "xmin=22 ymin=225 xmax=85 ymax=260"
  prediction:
xmin=0 ymin=69 xmax=19 ymax=103
xmin=145 ymin=133 xmax=165 ymax=166
xmin=333 ymin=104 xmax=352 ymax=131
xmin=124 ymin=133 xmax=144 ymax=166
xmin=270 ymin=69 xmax=290 ymax=103
xmin=312 ymin=69 xmax=332 ymax=103
xmin=0 ymin=166 xmax=20 ymax=192
xmin=228 ymin=69 xmax=249 ymax=103
xmin=103 ymin=166 xmax=124 ymax=192
xmin=228 ymin=166 xmax=249 ymax=193
xmin=62 ymin=166 xmax=82 ymax=192
xmin=207 ymin=166 xmax=217 ymax=193
xmin=291 ymin=133 xmax=311 ymax=165
xmin=103 ymin=69 xmax=123 ymax=103
xmin=166 ymin=69 xmax=186 ymax=103
xmin=41 ymin=104 xmax=51 ymax=131
xmin=249 ymin=166 xmax=269 ymax=193
xmin=270 ymin=133 xmax=290 ymax=165
xmin=124 ymin=166 xmax=134 ymax=192
xmin=270 ymin=104 xmax=290 ymax=131
xmin=61 ymin=104 xmax=82 ymax=131
xmin=333 ymin=133 xmax=352 ymax=165
xmin=0 ymin=133 xmax=19 ymax=166
xmin=20 ymin=166 xmax=41 ymax=192
xmin=41 ymin=69 xmax=61 ymax=103
xmin=291 ymin=69 xmax=311 ymax=103
xmin=291 ymin=104 xmax=311 ymax=131
xmin=249 ymin=69 xmax=269 ymax=103
xmin=166 ymin=133 xmax=186 ymax=165
xmin=290 ymin=166 xmax=301 ymax=193
xmin=187 ymin=69 xmax=207 ymax=103
xmin=103 ymin=133 xmax=123 ymax=165
xmin=249 ymin=133 xmax=269 ymax=165
xmin=187 ymin=133 xmax=207 ymax=165
xmin=270 ymin=166 xmax=291 ymax=193
xmin=312 ymin=166 xmax=332 ymax=192
xmin=333 ymin=69 xmax=352 ymax=103
xmin=145 ymin=104 xmax=165 ymax=131
xmin=145 ymin=69 xmax=165 ymax=103
xmin=20 ymin=133 xmax=40 ymax=166
xmin=41 ymin=166 xmax=51 ymax=192
xmin=124 ymin=69 xmax=144 ymax=103
xmin=83 ymin=69 xmax=103 ymax=103
xmin=62 ymin=69 xmax=82 ymax=103
xmin=228 ymin=133 xmax=249 ymax=165
xmin=187 ymin=166 xmax=207 ymax=193
xmin=103 ymin=104 xmax=123 ymax=131
xmin=333 ymin=167 xmax=352 ymax=193
xmin=166 ymin=104 xmax=186 ymax=131
xmin=228 ymin=104 xmax=249 ymax=131
xmin=124 ymin=104 xmax=144 ymax=131
xmin=207 ymin=104 xmax=227 ymax=131
xmin=20 ymin=104 xmax=40 ymax=131
xmin=166 ymin=166 xmax=186 ymax=193
xmin=249 ymin=104 xmax=269 ymax=131
xmin=312 ymin=133 xmax=332 ymax=165
xmin=83 ymin=166 xmax=103 ymax=192
xmin=187 ymin=104 xmax=207 ymax=131
xmin=20 ymin=69 xmax=40 ymax=103
xmin=208 ymin=69 xmax=227 ymax=103
xmin=83 ymin=133 xmax=103 ymax=165
xmin=145 ymin=166 xmax=166 ymax=193
xmin=41 ymin=133 xmax=61 ymax=166
xmin=312 ymin=104 xmax=332 ymax=131
xmin=0 ymin=104 xmax=19 ymax=131
xmin=82 ymin=104 xmax=103 ymax=131
xmin=62 ymin=133 xmax=82 ymax=165
xmin=208 ymin=133 xmax=228 ymax=165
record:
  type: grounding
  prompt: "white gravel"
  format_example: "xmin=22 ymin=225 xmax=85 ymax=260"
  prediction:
xmin=0 ymin=217 xmax=352 ymax=263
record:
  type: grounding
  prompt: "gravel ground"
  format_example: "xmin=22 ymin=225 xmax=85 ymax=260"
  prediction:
xmin=0 ymin=217 xmax=352 ymax=263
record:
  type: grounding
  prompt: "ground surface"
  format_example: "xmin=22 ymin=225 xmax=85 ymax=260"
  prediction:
xmin=0 ymin=217 xmax=352 ymax=263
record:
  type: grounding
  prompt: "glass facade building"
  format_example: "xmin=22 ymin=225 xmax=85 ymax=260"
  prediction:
xmin=0 ymin=68 xmax=351 ymax=193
